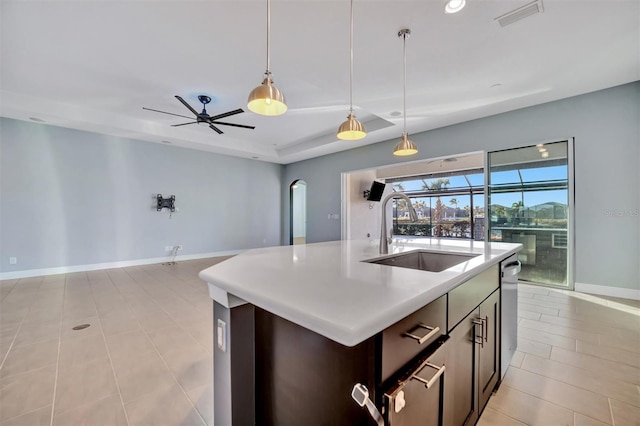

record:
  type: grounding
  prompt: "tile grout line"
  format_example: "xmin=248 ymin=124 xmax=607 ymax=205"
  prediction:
xmin=0 ymin=313 xmax=27 ymax=371
xmin=518 ymin=351 xmax=640 ymax=409
xmin=48 ymin=275 xmax=67 ymax=426
xmin=0 ymin=280 xmax=18 ymax=303
xmin=92 ymin=272 xmax=131 ymax=426
xmin=501 ymin=374 xmax=614 ymax=425
xmin=490 ymin=383 xmax=574 ymax=424
xmin=117 ymin=267 xmax=208 ymax=425
xmin=608 ymin=398 xmax=615 ymax=426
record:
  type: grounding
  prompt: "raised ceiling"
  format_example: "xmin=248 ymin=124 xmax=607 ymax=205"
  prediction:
xmin=1 ymin=0 xmax=638 ymax=164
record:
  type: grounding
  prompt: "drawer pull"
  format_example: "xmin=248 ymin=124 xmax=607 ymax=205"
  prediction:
xmin=473 ymin=317 xmax=488 ymax=347
xmin=411 ymin=362 xmax=446 ymax=389
xmin=403 ymin=324 xmax=440 ymax=345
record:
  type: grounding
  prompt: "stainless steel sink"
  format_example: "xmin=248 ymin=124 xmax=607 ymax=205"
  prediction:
xmin=365 ymin=250 xmax=479 ymax=272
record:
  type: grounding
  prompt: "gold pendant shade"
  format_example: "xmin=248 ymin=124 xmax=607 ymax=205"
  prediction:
xmin=393 ymin=133 xmax=418 ymax=156
xmin=337 ymin=113 xmax=366 ymax=140
xmin=248 ymin=76 xmax=287 ymax=116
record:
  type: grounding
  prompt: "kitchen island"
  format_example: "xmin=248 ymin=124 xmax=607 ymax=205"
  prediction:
xmin=200 ymin=238 xmax=521 ymax=425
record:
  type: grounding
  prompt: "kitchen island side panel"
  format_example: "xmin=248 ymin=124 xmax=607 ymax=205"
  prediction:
xmin=254 ymin=307 xmax=376 ymax=426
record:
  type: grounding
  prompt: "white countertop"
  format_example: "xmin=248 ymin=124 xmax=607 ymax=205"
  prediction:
xmin=199 ymin=238 xmax=521 ymax=347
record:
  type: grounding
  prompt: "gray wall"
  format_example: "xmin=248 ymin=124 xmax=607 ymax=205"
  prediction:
xmin=283 ymin=82 xmax=640 ymax=291
xmin=0 ymin=118 xmax=283 ymax=273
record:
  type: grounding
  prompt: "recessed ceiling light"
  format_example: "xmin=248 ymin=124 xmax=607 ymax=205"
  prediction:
xmin=445 ymin=0 xmax=466 ymax=14
xmin=390 ymin=111 xmax=402 ymax=117
xmin=29 ymin=117 xmax=45 ymax=122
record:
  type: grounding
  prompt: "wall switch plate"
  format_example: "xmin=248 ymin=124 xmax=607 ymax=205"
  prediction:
xmin=217 ymin=319 xmax=226 ymax=352
xmin=9 ymin=257 xmax=17 ymax=265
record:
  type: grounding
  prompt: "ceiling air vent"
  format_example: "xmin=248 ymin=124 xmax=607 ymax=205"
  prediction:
xmin=495 ymin=0 xmax=544 ymax=27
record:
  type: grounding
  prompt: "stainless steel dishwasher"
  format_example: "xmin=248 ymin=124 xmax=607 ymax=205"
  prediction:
xmin=501 ymin=254 xmax=521 ymax=379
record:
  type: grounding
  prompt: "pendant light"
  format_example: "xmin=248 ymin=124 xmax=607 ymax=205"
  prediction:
xmin=393 ymin=29 xmax=418 ymax=156
xmin=337 ymin=0 xmax=366 ymax=140
xmin=247 ymin=0 xmax=287 ymax=116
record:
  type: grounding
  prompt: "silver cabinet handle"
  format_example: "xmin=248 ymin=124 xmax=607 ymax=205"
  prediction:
xmin=411 ymin=362 xmax=446 ymax=389
xmin=473 ymin=316 xmax=488 ymax=346
xmin=403 ymin=324 xmax=440 ymax=345
xmin=473 ymin=318 xmax=484 ymax=347
xmin=483 ymin=316 xmax=488 ymax=343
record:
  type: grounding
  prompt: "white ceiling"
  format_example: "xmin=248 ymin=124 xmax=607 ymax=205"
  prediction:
xmin=1 ymin=0 xmax=638 ymax=164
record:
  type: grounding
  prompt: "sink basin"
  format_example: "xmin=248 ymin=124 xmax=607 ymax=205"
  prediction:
xmin=365 ymin=250 xmax=479 ymax=272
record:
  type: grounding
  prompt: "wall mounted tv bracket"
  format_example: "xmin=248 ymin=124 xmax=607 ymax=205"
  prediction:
xmin=156 ymin=194 xmax=176 ymax=212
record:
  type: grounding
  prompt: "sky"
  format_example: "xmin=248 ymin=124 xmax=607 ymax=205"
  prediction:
xmin=393 ymin=165 xmax=568 ymax=208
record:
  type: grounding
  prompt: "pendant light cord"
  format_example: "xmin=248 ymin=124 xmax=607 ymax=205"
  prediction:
xmin=403 ymin=31 xmax=407 ymax=134
xmin=349 ymin=0 xmax=354 ymax=113
xmin=266 ymin=0 xmax=271 ymax=74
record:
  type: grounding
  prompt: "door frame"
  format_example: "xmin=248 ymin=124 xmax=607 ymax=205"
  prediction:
xmin=484 ymin=138 xmax=575 ymax=290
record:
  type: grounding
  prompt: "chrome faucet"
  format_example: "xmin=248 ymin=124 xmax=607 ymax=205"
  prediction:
xmin=380 ymin=192 xmax=418 ymax=254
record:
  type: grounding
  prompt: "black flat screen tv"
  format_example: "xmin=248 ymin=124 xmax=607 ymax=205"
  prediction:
xmin=366 ymin=181 xmax=386 ymax=202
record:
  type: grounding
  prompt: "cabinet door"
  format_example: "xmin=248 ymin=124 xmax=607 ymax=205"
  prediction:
xmin=478 ymin=289 xmax=500 ymax=412
xmin=443 ymin=310 xmax=479 ymax=426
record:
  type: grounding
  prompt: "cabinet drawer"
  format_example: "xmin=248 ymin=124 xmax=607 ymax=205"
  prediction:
xmin=448 ymin=265 xmax=499 ymax=332
xmin=383 ymin=339 xmax=447 ymax=426
xmin=381 ymin=295 xmax=446 ymax=382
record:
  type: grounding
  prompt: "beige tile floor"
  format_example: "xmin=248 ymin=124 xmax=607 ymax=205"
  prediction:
xmin=479 ymin=284 xmax=640 ymax=426
xmin=0 ymin=258 xmax=226 ymax=426
xmin=1 ymin=258 xmax=639 ymax=425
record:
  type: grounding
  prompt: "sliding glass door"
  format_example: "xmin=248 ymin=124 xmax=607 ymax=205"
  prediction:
xmin=487 ymin=140 xmax=574 ymax=288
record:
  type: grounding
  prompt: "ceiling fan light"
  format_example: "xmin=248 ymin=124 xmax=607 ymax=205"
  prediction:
xmin=337 ymin=113 xmax=366 ymax=140
xmin=247 ymin=77 xmax=287 ymax=116
xmin=393 ymin=133 xmax=418 ymax=156
xmin=445 ymin=0 xmax=466 ymax=14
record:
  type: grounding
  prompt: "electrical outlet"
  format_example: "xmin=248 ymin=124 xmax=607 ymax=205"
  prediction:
xmin=9 ymin=257 xmax=17 ymax=265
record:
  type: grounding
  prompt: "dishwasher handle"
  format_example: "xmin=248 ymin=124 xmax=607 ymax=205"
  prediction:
xmin=502 ymin=260 xmax=521 ymax=278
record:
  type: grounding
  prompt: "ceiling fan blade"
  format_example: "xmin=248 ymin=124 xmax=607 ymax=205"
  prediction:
xmin=209 ymin=124 xmax=224 ymax=134
xmin=209 ymin=109 xmax=244 ymax=121
xmin=209 ymin=121 xmax=256 ymax=130
xmin=171 ymin=122 xmax=198 ymax=127
xmin=142 ymin=107 xmax=195 ymax=121
xmin=175 ymin=96 xmax=200 ymax=116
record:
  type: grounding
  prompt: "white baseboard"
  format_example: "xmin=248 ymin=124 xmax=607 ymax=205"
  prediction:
xmin=0 ymin=250 xmax=243 ymax=281
xmin=575 ymin=282 xmax=640 ymax=300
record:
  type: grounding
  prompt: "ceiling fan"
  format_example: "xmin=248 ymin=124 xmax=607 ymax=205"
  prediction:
xmin=143 ymin=95 xmax=255 ymax=134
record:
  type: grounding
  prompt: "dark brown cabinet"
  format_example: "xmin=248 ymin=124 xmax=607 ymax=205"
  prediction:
xmin=478 ymin=289 xmax=500 ymax=413
xmin=444 ymin=288 xmax=500 ymax=426
xmin=213 ymin=264 xmax=506 ymax=426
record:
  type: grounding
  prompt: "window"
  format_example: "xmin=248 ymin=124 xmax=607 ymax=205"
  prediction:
xmin=388 ymin=169 xmax=485 ymax=240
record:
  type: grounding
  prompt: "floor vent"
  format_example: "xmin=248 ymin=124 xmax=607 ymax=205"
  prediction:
xmin=495 ymin=0 xmax=544 ymax=27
